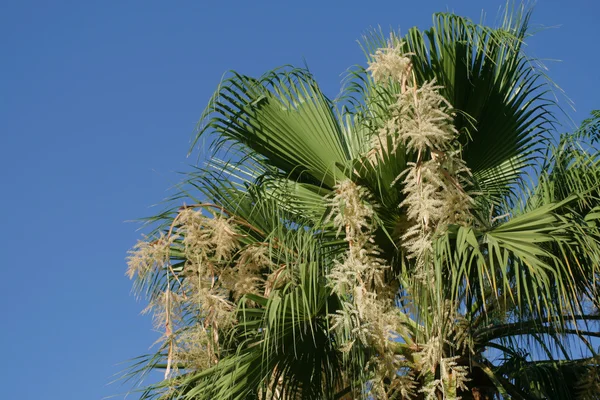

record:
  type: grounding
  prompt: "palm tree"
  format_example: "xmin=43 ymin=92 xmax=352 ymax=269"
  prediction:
xmin=125 ymin=6 xmax=600 ymax=400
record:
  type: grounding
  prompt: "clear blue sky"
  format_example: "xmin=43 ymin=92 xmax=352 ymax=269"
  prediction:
xmin=0 ymin=1 xmax=598 ymax=398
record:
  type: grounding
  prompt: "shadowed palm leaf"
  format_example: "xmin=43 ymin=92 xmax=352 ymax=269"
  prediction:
xmin=125 ymin=6 xmax=600 ymax=400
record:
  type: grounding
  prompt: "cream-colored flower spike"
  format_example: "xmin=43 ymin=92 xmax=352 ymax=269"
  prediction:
xmin=326 ymin=179 xmax=416 ymax=399
xmin=367 ymin=41 xmax=412 ymax=85
xmin=394 ymin=80 xmax=457 ymax=154
xmin=366 ymin=40 xmax=473 ymax=263
xmin=365 ymin=41 xmax=476 ymax=398
xmin=126 ymin=207 xmax=244 ymax=379
xmin=126 ymin=232 xmax=175 ymax=279
xmin=326 ymin=179 xmax=374 ymax=244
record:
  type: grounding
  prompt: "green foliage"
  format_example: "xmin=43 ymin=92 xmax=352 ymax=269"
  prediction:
xmin=124 ymin=5 xmax=600 ymax=400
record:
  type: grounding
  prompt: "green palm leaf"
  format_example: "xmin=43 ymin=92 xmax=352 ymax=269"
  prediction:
xmin=124 ymin=4 xmax=600 ymax=399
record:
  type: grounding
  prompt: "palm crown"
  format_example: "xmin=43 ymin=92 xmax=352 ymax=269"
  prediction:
xmin=125 ymin=8 xmax=600 ymax=400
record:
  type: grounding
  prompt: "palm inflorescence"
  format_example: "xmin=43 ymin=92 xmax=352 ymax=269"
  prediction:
xmin=125 ymin=9 xmax=600 ymax=400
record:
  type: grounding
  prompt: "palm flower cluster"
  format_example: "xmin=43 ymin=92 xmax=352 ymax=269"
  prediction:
xmin=125 ymin=9 xmax=600 ymax=400
xmin=356 ymin=42 xmax=475 ymax=397
xmin=127 ymin=207 xmax=275 ymax=378
xmin=369 ymin=41 xmax=474 ymax=270
xmin=367 ymin=43 xmax=413 ymax=89
xmin=326 ymin=180 xmax=411 ymax=397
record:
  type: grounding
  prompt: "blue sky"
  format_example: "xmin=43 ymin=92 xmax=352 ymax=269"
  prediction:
xmin=0 ymin=1 xmax=598 ymax=399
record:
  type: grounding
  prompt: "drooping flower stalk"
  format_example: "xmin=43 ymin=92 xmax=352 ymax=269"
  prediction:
xmin=127 ymin=207 xmax=244 ymax=377
xmin=366 ymin=39 xmax=475 ymax=398
xmin=368 ymin=39 xmax=474 ymax=284
xmin=326 ymin=179 xmax=415 ymax=398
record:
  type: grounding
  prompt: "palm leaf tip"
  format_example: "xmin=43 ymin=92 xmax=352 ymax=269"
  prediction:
xmin=123 ymin=5 xmax=600 ymax=399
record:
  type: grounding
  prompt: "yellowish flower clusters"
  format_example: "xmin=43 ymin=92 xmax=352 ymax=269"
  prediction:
xmin=126 ymin=232 xmax=174 ymax=280
xmin=367 ymin=41 xmax=412 ymax=86
xmin=326 ymin=179 xmax=414 ymax=398
xmin=178 ymin=208 xmax=238 ymax=266
xmin=396 ymin=87 xmax=472 ymax=266
xmin=127 ymin=208 xmax=246 ymax=376
xmin=369 ymin=44 xmax=474 ymax=279
xmin=127 ymin=40 xmax=477 ymax=400
xmin=364 ymin=42 xmax=475 ymax=398
xmin=220 ymin=245 xmax=270 ymax=300
xmin=126 ymin=204 xmax=291 ymax=379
